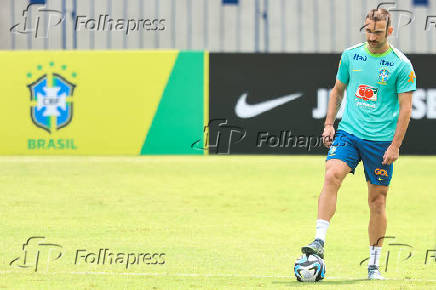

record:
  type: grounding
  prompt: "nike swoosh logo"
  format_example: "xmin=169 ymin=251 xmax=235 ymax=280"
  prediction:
xmin=235 ymin=93 xmax=302 ymax=118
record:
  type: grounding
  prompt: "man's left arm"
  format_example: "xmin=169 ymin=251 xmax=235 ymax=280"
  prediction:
xmin=382 ymin=91 xmax=413 ymax=165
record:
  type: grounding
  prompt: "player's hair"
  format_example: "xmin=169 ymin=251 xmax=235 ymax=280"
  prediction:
xmin=366 ymin=8 xmax=391 ymax=28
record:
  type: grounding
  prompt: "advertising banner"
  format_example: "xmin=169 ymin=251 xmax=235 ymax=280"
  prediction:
xmin=209 ymin=53 xmax=435 ymax=155
xmin=2 ymin=51 xmax=432 ymax=155
xmin=0 ymin=51 xmax=206 ymax=155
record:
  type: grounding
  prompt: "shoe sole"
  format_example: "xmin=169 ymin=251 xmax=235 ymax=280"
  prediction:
xmin=301 ymin=246 xmax=324 ymax=259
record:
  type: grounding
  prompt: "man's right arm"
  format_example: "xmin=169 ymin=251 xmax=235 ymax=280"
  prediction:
xmin=322 ymin=79 xmax=346 ymax=147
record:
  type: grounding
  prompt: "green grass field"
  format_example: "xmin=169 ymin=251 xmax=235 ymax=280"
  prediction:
xmin=0 ymin=156 xmax=435 ymax=289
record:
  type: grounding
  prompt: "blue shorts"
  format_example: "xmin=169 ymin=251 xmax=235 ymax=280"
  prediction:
xmin=326 ymin=130 xmax=393 ymax=186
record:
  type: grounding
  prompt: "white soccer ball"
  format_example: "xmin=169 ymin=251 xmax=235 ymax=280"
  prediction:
xmin=293 ymin=254 xmax=326 ymax=282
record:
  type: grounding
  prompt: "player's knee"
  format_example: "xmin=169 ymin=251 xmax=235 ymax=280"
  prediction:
xmin=324 ymin=168 xmax=345 ymax=187
xmin=368 ymin=194 xmax=386 ymax=214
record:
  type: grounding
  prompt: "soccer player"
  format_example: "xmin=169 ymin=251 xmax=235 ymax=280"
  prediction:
xmin=301 ymin=8 xmax=416 ymax=280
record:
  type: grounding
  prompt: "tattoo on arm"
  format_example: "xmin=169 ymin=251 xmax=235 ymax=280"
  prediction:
xmin=335 ymin=93 xmax=343 ymax=113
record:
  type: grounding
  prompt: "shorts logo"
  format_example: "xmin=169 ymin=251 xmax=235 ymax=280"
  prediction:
xmin=374 ymin=168 xmax=388 ymax=177
xmin=355 ymin=85 xmax=378 ymax=101
xmin=328 ymin=146 xmax=336 ymax=156
xmin=377 ymin=67 xmax=391 ymax=85
xmin=28 ymin=62 xmax=76 ymax=133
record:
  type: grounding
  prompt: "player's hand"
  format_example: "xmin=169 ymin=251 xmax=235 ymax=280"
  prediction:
xmin=382 ymin=144 xmax=399 ymax=165
xmin=322 ymin=125 xmax=335 ymax=148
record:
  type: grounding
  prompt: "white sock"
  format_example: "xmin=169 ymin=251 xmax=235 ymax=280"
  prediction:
xmin=368 ymin=246 xmax=382 ymax=267
xmin=314 ymin=219 xmax=330 ymax=242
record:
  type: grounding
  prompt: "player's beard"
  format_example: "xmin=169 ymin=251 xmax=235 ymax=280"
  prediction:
xmin=368 ymin=39 xmax=386 ymax=50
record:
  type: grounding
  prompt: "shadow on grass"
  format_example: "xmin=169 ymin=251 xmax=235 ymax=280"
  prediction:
xmin=272 ymin=278 xmax=370 ymax=286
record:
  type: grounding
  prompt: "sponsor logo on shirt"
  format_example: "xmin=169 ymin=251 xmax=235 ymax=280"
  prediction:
xmin=380 ymin=59 xmax=394 ymax=66
xmin=353 ymin=53 xmax=367 ymax=61
xmin=355 ymin=84 xmax=378 ymax=101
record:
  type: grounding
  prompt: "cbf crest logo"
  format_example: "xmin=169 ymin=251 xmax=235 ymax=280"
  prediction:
xmin=27 ymin=62 xmax=77 ymax=133
xmin=328 ymin=146 xmax=336 ymax=157
xmin=377 ymin=67 xmax=390 ymax=85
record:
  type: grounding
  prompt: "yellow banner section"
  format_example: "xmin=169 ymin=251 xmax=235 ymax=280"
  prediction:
xmin=0 ymin=51 xmax=178 ymax=155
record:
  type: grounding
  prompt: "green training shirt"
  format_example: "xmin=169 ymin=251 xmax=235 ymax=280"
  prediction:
xmin=336 ymin=42 xmax=416 ymax=141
